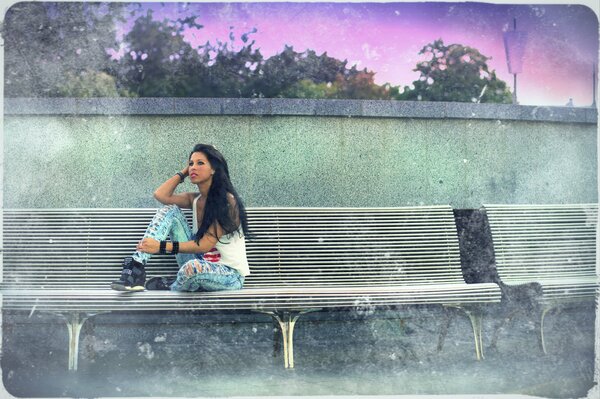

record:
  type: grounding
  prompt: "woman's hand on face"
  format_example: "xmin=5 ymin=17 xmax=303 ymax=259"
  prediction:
xmin=181 ymin=165 xmax=189 ymax=177
xmin=137 ymin=238 xmax=160 ymax=254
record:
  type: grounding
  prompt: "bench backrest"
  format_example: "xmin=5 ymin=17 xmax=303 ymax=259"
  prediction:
xmin=2 ymin=206 xmax=465 ymax=290
xmin=483 ymin=204 xmax=597 ymax=283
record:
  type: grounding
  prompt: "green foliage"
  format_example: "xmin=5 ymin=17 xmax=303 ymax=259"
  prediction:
xmin=283 ymin=70 xmax=393 ymax=100
xmin=201 ymin=38 xmax=264 ymax=97
xmin=113 ymin=10 xmax=207 ymax=97
xmin=115 ymin=13 xmax=393 ymax=100
xmin=256 ymin=47 xmax=344 ymax=97
xmin=259 ymin=47 xmax=392 ymax=99
xmin=332 ymin=70 xmax=393 ymax=100
xmin=2 ymin=2 xmax=126 ymax=97
xmin=56 ymin=69 xmax=131 ymax=97
xmin=114 ymin=13 xmax=266 ymax=97
xmin=281 ymin=79 xmax=337 ymax=99
xmin=397 ymin=39 xmax=512 ymax=103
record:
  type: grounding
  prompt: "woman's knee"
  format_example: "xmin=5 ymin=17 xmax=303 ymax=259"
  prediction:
xmin=154 ymin=204 xmax=186 ymax=225
xmin=157 ymin=204 xmax=183 ymax=216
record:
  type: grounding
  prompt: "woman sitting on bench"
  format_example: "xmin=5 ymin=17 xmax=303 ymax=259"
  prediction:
xmin=111 ymin=143 xmax=251 ymax=292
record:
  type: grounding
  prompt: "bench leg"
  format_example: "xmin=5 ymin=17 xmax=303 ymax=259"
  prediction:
xmin=489 ymin=307 xmax=521 ymax=351
xmin=446 ymin=305 xmax=485 ymax=361
xmin=539 ymin=306 xmax=552 ymax=355
xmin=465 ymin=309 xmax=484 ymax=361
xmin=59 ymin=313 xmax=90 ymax=371
xmin=437 ymin=307 xmax=454 ymax=352
xmin=272 ymin=318 xmax=281 ymax=358
xmin=256 ymin=309 xmax=320 ymax=369
xmin=275 ymin=312 xmax=298 ymax=369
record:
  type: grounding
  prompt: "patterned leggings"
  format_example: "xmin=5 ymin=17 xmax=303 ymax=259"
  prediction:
xmin=132 ymin=205 xmax=244 ymax=292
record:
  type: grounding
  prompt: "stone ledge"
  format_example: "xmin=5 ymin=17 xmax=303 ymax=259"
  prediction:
xmin=4 ymin=97 xmax=596 ymax=124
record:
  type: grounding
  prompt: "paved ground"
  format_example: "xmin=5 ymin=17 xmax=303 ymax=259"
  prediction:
xmin=1 ymin=303 xmax=596 ymax=398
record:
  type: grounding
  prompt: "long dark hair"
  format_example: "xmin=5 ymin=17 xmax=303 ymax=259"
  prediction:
xmin=191 ymin=144 xmax=251 ymax=244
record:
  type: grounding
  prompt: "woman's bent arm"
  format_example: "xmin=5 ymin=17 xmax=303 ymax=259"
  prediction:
xmin=153 ymin=167 xmax=194 ymax=208
xmin=137 ymin=225 xmax=221 ymax=254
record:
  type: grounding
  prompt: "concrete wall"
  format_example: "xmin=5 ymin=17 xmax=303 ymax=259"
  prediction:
xmin=3 ymin=98 xmax=597 ymax=209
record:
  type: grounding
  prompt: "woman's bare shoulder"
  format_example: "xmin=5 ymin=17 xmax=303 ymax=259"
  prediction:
xmin=179 ymin=192 xmax=199 ymax=209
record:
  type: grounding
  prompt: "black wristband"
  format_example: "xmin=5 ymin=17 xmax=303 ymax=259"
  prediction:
xmin=159 ymin=240 xmax=167 ymax=254
xmin=171 ymin=241 xmax=179 ymax=254
xmin=176 ymin=172 xmax=185 ymax=182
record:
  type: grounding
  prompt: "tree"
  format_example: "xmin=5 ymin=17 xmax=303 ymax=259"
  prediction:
xmin=2 ymin=2 xmax=127 ymax=97
xmin=397 ymin=39 xmax=512 ymax=103
xmin=56 ymin=69 xmax=132 ymax=97
xmin=282 ymin=70 xmax=394 ymax=100
xmin=113 ymin=14 xmax=266 ymax=98
xmin=113 ymin=10 xmax=208 ymax=97
xmin=252 ymin=45 xmax=316 ymax=97
xmin=200 ymin=36 xmax=264 ymax=97
xmin=257 ymin=47 xmax=393 ymax=99
xmin=329 ymin=69 xmax=393 ymax=100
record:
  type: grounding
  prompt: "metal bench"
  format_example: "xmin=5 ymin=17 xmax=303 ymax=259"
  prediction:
xmin=483 ymin=203 xmax=598 ymax=353
xmin=2 ymin=205 xmax=501 ymax=370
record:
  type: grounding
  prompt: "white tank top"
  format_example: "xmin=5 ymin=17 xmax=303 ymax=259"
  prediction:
xmin=192 ymin=195 xmax=250 ymax=277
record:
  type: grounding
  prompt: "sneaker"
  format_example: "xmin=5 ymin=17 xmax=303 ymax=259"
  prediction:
xmin=145 ymin=276 xmax=176 ymax=291
xmin=110 ymin=257 xmax=146 ymax=291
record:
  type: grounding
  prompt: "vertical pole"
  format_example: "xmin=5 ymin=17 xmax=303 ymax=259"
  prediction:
xmin=593 ymin=63 xmax=597 ymax=108
xmin=512 ymin=18 xmax=518 ymax=105
xmin=513 ymin=74 xmax=518 ymax=104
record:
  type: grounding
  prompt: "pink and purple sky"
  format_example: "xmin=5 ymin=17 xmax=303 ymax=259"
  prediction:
xmin=116 ymin=2 xmax=599 ymax=106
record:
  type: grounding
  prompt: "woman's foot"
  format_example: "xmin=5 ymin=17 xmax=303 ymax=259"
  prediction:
xmin=111 ymin=257 xmax=146 ymax=291
xmin=145 ymin=276 xmax=175 ymax=291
